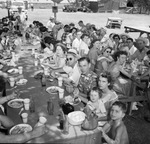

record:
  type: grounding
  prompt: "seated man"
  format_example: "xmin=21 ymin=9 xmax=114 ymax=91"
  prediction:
xmin=52 ymin=49 xmax=81 ymax=86
xmin=75 ymin=57 xmax=97 ymax=103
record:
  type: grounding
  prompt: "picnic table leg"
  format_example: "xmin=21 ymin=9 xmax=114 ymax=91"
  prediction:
xmin=127 ymin=81 xmax=136 ymax=115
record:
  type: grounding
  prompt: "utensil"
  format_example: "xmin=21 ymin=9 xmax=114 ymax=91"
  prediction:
xmin=19 ymin=108 xmax=24 ymax=115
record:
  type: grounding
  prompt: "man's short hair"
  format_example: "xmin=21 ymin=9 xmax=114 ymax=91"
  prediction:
xmin=127 ymin=37 xmax=134 ymax=42
xmin=112 ymin=101 xmax=127 ymax=113
xmin=78 ymin=20 xmax=83 ymax=24
xmin=78 ymin=57 xmax=90 ymax=64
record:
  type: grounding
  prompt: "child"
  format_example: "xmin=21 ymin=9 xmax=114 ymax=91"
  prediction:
xmin=86 ymin=87 xmax=107 ymax=118
xmin=100 ymin=101 xmax=129 ymax=144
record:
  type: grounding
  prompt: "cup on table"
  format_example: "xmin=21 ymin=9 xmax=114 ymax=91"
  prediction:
xmin=9 ymin=77 xmax=15 ymax=87
xmin=37 ymin=116 xmax=47 ymax=126
xmin=59 ymin=88 xmax=64 ymax=99
xmin=24 ymin=98 xmax=30 ymax=110
xmin=34 ymin=53 xmax=38 ymax=59
xmin=21 ymin=113 xmax=28 ymax=124
xmin=58 ymin=77 xmax=63 ymax=87
xmin=44 ymin=67 xmax=49 ymax=76
xmin=34 ymin=59 xmax=38 ymax=66
xmin=18 ymin=66 xmax=23 ymax=74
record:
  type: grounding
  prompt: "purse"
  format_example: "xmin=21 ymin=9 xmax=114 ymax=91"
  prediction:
xmin=81 ymin=106 xmax=98 ymax=131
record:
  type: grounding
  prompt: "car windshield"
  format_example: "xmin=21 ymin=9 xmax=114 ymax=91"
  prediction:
xmin=12 ymin=2 xmax=23 ymax=6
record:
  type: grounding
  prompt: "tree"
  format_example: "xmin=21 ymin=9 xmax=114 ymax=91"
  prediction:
xmin=51 ymin=0 xmax=63 ymax=4
xmin=130 ymin=0 xmax=150 ymax=14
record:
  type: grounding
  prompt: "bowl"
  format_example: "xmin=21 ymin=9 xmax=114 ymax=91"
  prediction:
xmin=68 ymin=111 xmax=86 ymax=126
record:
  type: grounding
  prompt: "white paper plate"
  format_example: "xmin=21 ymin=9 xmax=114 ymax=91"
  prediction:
xmin=9 ymin=124 xmax=32 ymax=135
xmin=65 ymin=96 xmax=81 ymax=105
xmin=7 ymin=68 xmax=19 ymax=74
xmin=8 ymin=99 xmax=24 ymax=108
xmin=16 ymin=79 xmax=28 ymax=85
xmin=46 ymin=86 xmax=59 ymax=94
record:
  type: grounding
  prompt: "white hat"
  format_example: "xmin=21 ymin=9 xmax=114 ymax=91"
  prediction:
xmin=67 ymin=49 xmax=78 ymax=56
xmin=49 ymin=16 xmax=54 ymax=20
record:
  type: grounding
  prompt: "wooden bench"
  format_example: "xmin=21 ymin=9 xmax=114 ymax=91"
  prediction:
xmin=119 ymin=77 xmax=150 ymax=115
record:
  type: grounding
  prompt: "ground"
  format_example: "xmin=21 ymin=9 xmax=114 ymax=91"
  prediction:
xmin=1 ymin=8 xmax=150 ymax=144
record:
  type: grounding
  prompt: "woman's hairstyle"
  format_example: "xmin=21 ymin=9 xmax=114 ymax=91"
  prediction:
xmin=112 ymin=50 xmax=128 ymax=62
xmin=90 ymin=39 xmax=100 ymax=48
xmin=55 ymin=43 xmax=67 ymax=53
xmin=112 ymin=101 xmax=127 ymax=113
xmin=99 ymin=71 xmax=114 ymax=90
xmin=70 ymin=27 xmax=77 ymax=33
xmin=113 ymin=34 xmax=120 ymax=40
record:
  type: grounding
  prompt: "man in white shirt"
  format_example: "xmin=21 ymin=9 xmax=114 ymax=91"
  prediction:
xmin=72 ymin=31 xmax=82 ymax=53
xmin=63 ymin=49 xmax=81 ymax=85
xmin=127 ymin=38 xmax=137 ymax=56
xmin=79 ymin=33 xmax=90 ymax=56
xmin=46 ymin=16 xmax=55 ymax=32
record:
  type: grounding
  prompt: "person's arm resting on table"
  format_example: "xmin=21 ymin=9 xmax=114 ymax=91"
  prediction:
xmin=0 ymin=125 xmax=48 ymax=143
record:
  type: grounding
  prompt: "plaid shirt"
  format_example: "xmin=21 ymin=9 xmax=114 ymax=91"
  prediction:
xmin=78 ymin=71 xmax=97 ymax=96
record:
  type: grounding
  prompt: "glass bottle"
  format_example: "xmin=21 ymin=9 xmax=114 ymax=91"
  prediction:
xmin=30 ymin=96 xmax=35 ymax=113
xmin=47 ymin=98 xmax=54 ymax=115
xmin=41 ymin=74 xmax=46 ymax=87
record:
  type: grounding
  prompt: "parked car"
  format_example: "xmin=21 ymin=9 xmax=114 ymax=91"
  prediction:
xmin=62 ymin=5 xmax=77 ymax=12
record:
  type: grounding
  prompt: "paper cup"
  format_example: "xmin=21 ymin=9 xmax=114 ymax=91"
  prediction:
xmin=9 ymin=77 xmax=15 ymax=87
xmin=34 ymin=60 xmax=38 ymax=66
xmin=59 ymin=89 xmax=64 ymax=99
xmin=24 ymin=99 xmax=30 ymax=110
xmin=38 ymin=116 xmax=47 ymax=126
xmin=21 ymin=113 xmax=28 ymax=123
xmin=18 ymin=66 xmax=23 ymax=74
xmin=58 ymin=77 xmax=63 ymax=87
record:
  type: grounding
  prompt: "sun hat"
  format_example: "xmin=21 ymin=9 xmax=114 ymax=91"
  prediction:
xmin=120 ymin=33 xmax=130 ymax=38
xmin=135 ymin=37 xmax=148 ymax=45
xmin=67 ymin=49 xmax=77 ymax=56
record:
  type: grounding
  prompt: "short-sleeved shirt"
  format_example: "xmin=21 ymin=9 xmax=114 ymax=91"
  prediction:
xmin=78 ymin=71 xmax=97 ymax=96
xmin=63 ymin=63 xmax=81 ymax=85
xmin=131 ymin=48 xmax=148 ymax=62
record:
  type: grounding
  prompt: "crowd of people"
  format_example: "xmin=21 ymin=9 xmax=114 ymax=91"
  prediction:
xmin=0 ymin=8 xmax=150 ymax=143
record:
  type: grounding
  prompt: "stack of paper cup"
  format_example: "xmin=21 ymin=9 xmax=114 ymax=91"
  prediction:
xmin=59 ymin=88 xmax=64 ymax=99
xmin=58 ymin=77 xmax=63 ymax=87
xmin=9 ymin=77 xmax=15 ymax=87
xmin=18 ymin=66 xmax=23 ymax=74
xmin=21 ymin=113 xmax=28 ymax=123
xmin=24 ymin=99 xmax=30 ymax=110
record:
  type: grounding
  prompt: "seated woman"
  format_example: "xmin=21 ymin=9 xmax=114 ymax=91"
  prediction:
xmin=43 ymin=36 xmax=55 ymax=56
xmin=108 ymin=51 xmax=133 ymax=97
xmin=44 ymin=43 xmax=67 ymax=70
xmin=95 ymin=47 xmax=113 ymax=75
xmin=98 ymin=72 xmax=118 ymax=113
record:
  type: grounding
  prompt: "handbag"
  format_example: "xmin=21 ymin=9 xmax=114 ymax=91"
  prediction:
xmin=81 ymin=106 xmax=98 ymax=130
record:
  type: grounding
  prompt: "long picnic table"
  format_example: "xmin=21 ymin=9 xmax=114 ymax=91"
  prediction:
xmin=5 ymin=49 xmax=102 ymax=144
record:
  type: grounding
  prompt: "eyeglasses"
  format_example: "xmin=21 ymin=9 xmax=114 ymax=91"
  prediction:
xmin=106 ymin=50 xmax=111 ymax=53
xmin=66 ymin=57 xmax=73 ymax=61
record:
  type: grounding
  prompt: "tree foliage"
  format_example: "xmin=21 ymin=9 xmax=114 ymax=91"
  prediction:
xmin=51 ymin=0 xmax=63 ymax=4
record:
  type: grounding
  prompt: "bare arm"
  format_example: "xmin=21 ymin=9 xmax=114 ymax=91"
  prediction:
xmin=102 ymin=125 xmax=124 ymax=144
xmin=0 ymin=115 xmax=14 ymax=129
xmin=102 ymin=61 xmax=108 ymax=71
xmin=0 ymin=125 xmax=48 ymax=143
